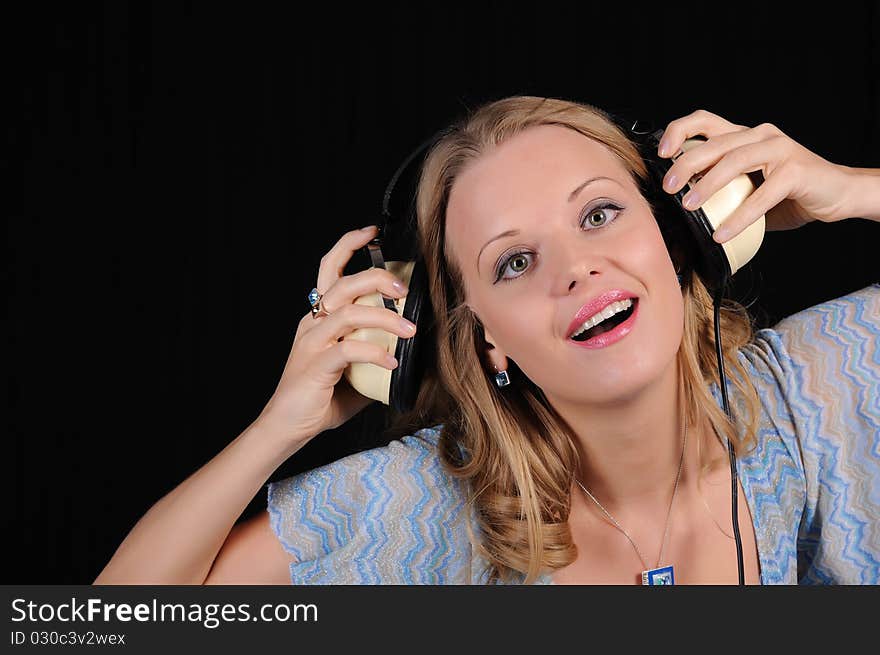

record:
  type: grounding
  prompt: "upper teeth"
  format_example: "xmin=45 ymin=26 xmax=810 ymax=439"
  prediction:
xmin=570 ymin=299 xmax=634 ymax=338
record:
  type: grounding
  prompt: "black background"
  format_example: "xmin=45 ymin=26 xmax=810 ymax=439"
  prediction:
xmin=5 ymin=3 xmax=879 ymax=583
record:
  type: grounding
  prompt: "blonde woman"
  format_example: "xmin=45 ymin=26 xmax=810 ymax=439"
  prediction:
xmin=95 ymin=97 xmax=880 ymax=585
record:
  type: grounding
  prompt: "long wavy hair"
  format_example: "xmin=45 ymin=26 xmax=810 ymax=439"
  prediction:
xmin=385 ymin=96 xmax=761 ymax=584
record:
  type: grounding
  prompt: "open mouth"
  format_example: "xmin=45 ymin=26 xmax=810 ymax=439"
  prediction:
xmin=570 ymin=299 xmax=638 ymax=342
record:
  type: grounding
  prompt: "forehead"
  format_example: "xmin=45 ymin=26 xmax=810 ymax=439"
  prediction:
xmin=445 ymin=124 xmax=634 ymax=271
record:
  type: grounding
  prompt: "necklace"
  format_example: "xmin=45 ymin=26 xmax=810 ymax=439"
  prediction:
xmin=698 ymin=486 xmax=735 ymax=539
xmin=574 ymin=413 xmax=688 ymax=586
xmin=696 ymin=445 xmax=736 ymax=540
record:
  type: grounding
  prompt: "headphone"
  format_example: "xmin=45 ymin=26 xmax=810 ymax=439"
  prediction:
xmin=341 ymin=109 xmax=766 ymax=585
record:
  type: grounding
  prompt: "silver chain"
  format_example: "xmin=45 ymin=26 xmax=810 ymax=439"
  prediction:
xmin=574 ymin=412 xmax=688 ymax=571
xmin=697 ymin=451 xmax=736 ymax=540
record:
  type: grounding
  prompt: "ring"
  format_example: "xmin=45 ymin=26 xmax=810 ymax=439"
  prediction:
xmin=308 ymin=287 xmax=331 ymax=319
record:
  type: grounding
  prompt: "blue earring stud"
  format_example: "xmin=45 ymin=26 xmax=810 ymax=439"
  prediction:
xmin=494 ymin=369 xmax=511 ymax=388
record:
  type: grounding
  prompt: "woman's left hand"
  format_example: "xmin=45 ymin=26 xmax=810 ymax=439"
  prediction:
xmin=656 ymin=109 xmax=860 ymax=243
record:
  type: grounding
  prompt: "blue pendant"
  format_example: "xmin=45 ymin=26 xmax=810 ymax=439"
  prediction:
xmin=642 ymin=565 xmax=675 ymax=585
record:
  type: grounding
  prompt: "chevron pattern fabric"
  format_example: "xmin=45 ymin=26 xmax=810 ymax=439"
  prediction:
xmin=267 ymin=283 xmax=879 ymax=584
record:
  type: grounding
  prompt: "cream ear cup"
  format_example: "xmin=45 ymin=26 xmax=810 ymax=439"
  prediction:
xmin=677 ymin=138 xmax=766 ymax=276
xmin=341 ymin=260 xmax=414 ymax=405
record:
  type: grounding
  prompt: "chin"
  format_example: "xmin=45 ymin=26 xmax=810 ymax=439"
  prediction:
xmin=540 ymin=346 xmax=678 ymax=407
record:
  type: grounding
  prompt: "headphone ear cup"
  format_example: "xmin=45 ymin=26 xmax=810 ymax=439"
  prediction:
xmin=648 ymin=167 xmax=732 ymax=292
xmin=639 ymin=130 xmax=765 ymax=293
xmin=390 ymin=257 xmax=434 ymax=414
xmin=341 ymin=219 xmax=436 ymax=412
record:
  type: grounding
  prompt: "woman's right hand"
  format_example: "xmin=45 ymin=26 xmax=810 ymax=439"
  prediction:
xmin=254 ymin=225 xmax=417 ymax=450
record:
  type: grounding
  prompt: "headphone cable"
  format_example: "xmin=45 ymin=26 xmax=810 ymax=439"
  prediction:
xmin=713 ymin=286 xmax=746 ymax=585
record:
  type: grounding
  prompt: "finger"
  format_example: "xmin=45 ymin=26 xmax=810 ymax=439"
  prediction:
xmin=314 ymin=338 xmax=400 ymax=377
xmin=676 ymin=137 xmax=788 ymax=211
xmin=319 ymin=266 xmax=409 ymax=316
xmin=324 ymin=377 xmax=377 ymax=428
xmin=316 ymin=225 xmax=379 ymax=296
xmin=658 ymin=109 xmax=747 ymax=159
xmin=305 ymin=303 xmax=417 ymax=346
xmin=712 ymin=170 xmax=790 ymax=244
xmin=294 ymin=308 xmax=325 ymax=342
xmin=663 ymin=129 xmax=780 ymax=196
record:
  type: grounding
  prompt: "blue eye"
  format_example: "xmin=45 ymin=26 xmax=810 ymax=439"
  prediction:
xmin=493 ymin=202 xmax=624 ymax=283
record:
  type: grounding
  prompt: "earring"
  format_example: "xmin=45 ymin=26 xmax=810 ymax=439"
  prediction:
xmin=493 ymin=367 xmax=511 ymax=388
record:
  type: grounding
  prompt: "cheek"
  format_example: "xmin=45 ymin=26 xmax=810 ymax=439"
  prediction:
xmin=474 ymin=292 xmax=542 ymax=346
xmin=627 ymin=216 xmax=676 ymax=278
xmin=626 ymin=218 xmax=684 ymax=320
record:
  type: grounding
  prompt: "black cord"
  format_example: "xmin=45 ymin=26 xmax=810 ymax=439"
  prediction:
xmin=713 ymin=287 xmax=746 ymax=585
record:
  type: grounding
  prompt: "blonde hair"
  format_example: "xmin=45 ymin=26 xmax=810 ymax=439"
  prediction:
xmin=385 ymin=96 xmax=761 ymax=584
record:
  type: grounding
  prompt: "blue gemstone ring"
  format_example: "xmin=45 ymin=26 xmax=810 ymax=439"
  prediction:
xmin=308 ymin=287 xmax=330 ymax=318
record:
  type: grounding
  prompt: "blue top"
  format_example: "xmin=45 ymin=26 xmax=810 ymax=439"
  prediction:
xmin=267 ymin=283 xmax=880 ymax=584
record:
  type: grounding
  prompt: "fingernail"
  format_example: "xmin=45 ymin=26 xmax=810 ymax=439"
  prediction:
xmin=386 ymin=355 xmax=398 ymax=368
xmin=658 ymin=139 xmax=671 ymax=157
xmin=663 ymin=173 xmax=678 ymax=192
xmin=713 ymin=227 xmax=730 ymax=243
xmin=682 ymin=191 xmax=700 ymax=210
xmin=392 ymin=280 xmax=408 ymax=294
xmin=360 ymin=224 xmax=377 ymax=231
xmin=401 ymin=320 xmax=416 ymax=333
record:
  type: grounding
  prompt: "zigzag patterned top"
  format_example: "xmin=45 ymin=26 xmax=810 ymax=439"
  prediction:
xmin=267 ymin=283 xmax=880 ymax=584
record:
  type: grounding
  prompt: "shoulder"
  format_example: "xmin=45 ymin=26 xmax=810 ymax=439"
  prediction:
xmin=735 ymin=282 xmax=880 ymax=454
xmin=735 ymin=283 xmax=879 ymax=409
xmin=739 ymin=283 xmax=877 ymax=373
xmin=267 ymin=425 xmax=452 ymax=530
xmin=735 ymin=284 xmax=880 ymax=583
xmin=766 ymin=282 xmax=879 ymax=358
xmin=266 ymin=424 xmax=478 ymax=584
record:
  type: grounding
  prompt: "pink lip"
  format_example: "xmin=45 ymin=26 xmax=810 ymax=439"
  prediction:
xmin=568 ymin=298 xmax=639 ymax=349
xmin=566 ymin=289 xmax=639 ymax=342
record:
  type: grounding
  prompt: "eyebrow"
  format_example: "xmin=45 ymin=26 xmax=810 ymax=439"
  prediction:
xmin=476 ymin=176 xmax=622 ymax=271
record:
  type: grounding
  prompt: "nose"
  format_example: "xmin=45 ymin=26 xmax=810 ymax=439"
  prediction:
xmin=549 ymin=239 xmax=604 ymax=297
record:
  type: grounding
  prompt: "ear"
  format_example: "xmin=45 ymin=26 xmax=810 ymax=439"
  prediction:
xmin=482 ymin=327 xmax=509 ymax=373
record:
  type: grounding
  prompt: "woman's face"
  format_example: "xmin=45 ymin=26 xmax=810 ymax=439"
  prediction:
xmin=444 ymin=124 xmax=684 ymax=406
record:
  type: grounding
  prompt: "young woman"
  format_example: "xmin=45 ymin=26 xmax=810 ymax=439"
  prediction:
xmin=94 ymin=97 xmax=880 ymax=585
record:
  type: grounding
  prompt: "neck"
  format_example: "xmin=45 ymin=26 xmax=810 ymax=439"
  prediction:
xmin=548 ymin=356 xmax=710 ymax=515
